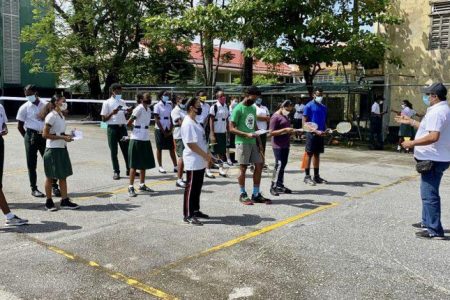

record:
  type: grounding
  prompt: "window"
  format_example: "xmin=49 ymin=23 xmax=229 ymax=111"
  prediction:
xmin=2 ymin=0 xmax=21 ymax=84
xmin=430 ymin=1 xmax=450 ymax=50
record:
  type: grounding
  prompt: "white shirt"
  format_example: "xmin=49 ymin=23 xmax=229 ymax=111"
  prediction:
xmin=229 ymin=100 xmax=238 ymax=115
xmin=153 ymin=101 xmax=172 ymax=130
xmin=255 ymin=104 xmax=270 ymax=131
xmin=100 ymin=97 xmax=128 ymax=125
xmin=0 ymin=104 xmax=7 ymax=127
xmin=294 ymin=104 xmax=305 ymax=119
xmin=401 ymin=106 xmax=416 ymax=118
xmin=16 ymin=100 xmax=46 ymax=131
xmin=45 ymin=110 xmax=67 ymax=148
xmin=414 ymin=101 xmax=450 ymax=162
xmin=209 ymin=101 xmax=229 ymax=134
xmin=196 ymin=102 xmax=210 ymax=125
xmin=130 ymin=104 xmax=151 ymax=141
xmin=181 ymin=116 xmax=208 ymax=171
xmin=171 ymin=105 xmax=187 ymax=140
xmin=371 ymin=102 xmax=381 ymax=115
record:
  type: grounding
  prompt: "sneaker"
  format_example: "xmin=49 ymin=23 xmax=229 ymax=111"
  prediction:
xmin=31 ymin=189 xmax=45 ymax=198
xmin=397 ymin=145 xmax=402 ymax=152
xmin=194 ymin=211 xmax=210 ymax=219
xmin=60 ymin=198 xmax=80 ymax=210
xmin=52 ymin=186 xmax=61 ymax=197
xmin=176 ymin=179 xmax=186 ymax=188
xmin=138 ymin=184 xmax=155 ymax=193
xmin=184 ymin=217 xmax=203 ymax=226
xmin=173 ymin=167 xmax=178 ymax=173
xmin=227 ymin=159 xmax=233 ymax=166
xmin=252 ymin=193 xmax=272 ymax=205
xmin=219 ymin=168 xmax=227 ymax=177
xmin=270 ymin=186 xmax=280 ymax=196
xmin=314 ymin=176 xmax=328 ymax=184
xmin=415 ymin=230 xmax=445 ymax=240
xmin=205 ymin=170 xmax=215 ymax=179
xmin=304 ymin=176 xmax=316 ymax=186
xmin=277 ymin=186 xmax=292 ymax=194
xmin=113 ymin=173 xmax=120 ymax=180
xmin=158 ymin=167 xmax=167 ymax=174
xmin=412 ymin=222 xmax=426 ymax=229
xmin=5 ymin=216 xmax=29 ymax=226
xmin=128 ymin=186 xmax=137 ymax=197
xmin=45 ymin=199 xmax=58 ymax=211
xmin=239 ymin=192 xmax=254 ymax=205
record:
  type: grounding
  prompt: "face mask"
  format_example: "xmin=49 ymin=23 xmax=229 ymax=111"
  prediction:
xmin=401 ymin=104 xmax=406 ymax=109
xmin=114 ymin=94 xmax=122 ymax=101
xmin=200 ymin=96 xmax=207 ymax=102
xmin=256 ymin=98 xmax=263 ymax=105
xmin=179 ymin=104 xmax=186 ymax=109
xmin=195 ymin=107 xmax=203 ymax=116
xmin=246 ymin=98 xmax=255 ymax=105
xmin=379 ymin=101 xmax=384 ymax=105
xmin=162 ymin=95 xmax=169 ymax=103
xmin=26 ymin=95 xmax=36 ymax=102
xmin=423 ymin=95 xmax=430 ymax=107
xmin=282 ymin=109 xmax=290 ymax=116
xmin=60 ymin=102 xmax=68 ymax=111
xmin=315 ymin=96 xmax=323 ymax=103
xmin=143 ymin=100 xmax=150 ymax=105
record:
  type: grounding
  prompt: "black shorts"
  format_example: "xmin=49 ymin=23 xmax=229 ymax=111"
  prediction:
xmin=305 ymin=132 xmax=324 ymax=154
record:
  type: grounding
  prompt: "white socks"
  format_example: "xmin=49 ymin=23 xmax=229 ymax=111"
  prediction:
xmin=5 ymin=213 xmax=15 ymax=220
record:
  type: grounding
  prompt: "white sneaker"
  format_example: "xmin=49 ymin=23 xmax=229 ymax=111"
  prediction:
xmin=176 ymin=179 xmax=186 ymax=188
xmin=227 ymin=159 xmax=233 ymax=166
xmin=5 ymin=215 xmax=28 ymax=226
xmin=397 ymin=145 xmax=401 ymax=151
xmin=159 ymin=167 xmax=167 ymax=174
xmin=219 ymin=167 xmax=227 ymax=177
xmin=205 ymin=170 xmax=215 ymax=179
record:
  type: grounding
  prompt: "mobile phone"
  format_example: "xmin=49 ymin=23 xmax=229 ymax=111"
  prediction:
xmin=117 ymin=105 xmax=123 ymax=110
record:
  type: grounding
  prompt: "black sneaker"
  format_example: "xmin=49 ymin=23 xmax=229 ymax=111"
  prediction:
xmin=277 ymin=186 xmax=292 ymax=194
xmin=270 ymin=186 xmax=280 ymax=196
xmin=128 ymin=187 xmax=137 ymax=197
xmin=304 ymin=176 xmax=316 ymax=186
xmin=45 ymin=199 xmax=58 ymax=211
xmin=412 ymin=222 xmax=426 ymax=229
xmin=52 ymin=186 xmax=61 ymax=197
xmin=113 ymin=173 xmax=120 ymax=180
xmin=415 ymin=230 xmax=445 ymax=240
xmin=239 ymin=192 xmax=254 ymax=205
xmin=252 ymin=193 xmax=272 ymax=205
xmin=60 ymin=198 xmax=80 ymax=210
xmin=314 ymin=176 xmax=328 ymax=184
xmin=184 ymin=217 xmax=203 ymax=226
xmin=194 ymin=211 xmax=210 ymax=219
xmin=138 ymin=184 xmax=155 ymax=193
xmin=32 ymin=189 xmax=45 ymax=198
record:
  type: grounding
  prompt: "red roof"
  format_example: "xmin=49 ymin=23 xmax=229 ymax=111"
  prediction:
xmin=187 ymin=43 xmax=292 ymax=76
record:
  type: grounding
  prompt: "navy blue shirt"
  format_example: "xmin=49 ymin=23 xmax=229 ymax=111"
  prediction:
xmin=303 ymin=100 xmax=328 ymax=131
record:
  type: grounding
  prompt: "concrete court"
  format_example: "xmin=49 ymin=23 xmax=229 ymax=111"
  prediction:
xmin=0 ymin=123 xmax=450 ymax=300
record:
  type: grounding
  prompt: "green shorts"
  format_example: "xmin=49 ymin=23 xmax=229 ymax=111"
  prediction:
xmin=175 ymin=139 xmax=184 ymax=158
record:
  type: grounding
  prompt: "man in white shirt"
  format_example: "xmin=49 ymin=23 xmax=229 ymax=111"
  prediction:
xmin=100 ymin=83 xmax=132 ymax=180
xmin=369 ymin=97 xmax=387 ymax=150
xmin=396 ymin=82 xmax=450 ymax=239
xmin=16 ymin=84 xmax=60 ymax=197
xmin=209 ymin=90 xmax=230 ymax=177
xmin=293 ymin=99 xmax=306 ymax=140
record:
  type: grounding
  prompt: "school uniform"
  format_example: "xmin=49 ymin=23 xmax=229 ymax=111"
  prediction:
xmin=153 ymin=100 xmax=174 ymax=150
xmin=16 ymin=99 xmax=47 ymax=189
xmin=171 ymin=105 xmax=187 ymax=158
xmin=209 ymin=101 xmax=229 ymax=155
xmin=196 ymin=102 xmax=211 ymax=137
xmin=128 ymin=104 xmax=156 ymax=170
xmin=399 ymin=107 xmax=416 ymax=138
xmin=181 ymin=116 xmax=208 ymax=218
xmin=255 ymin=104 xmax=270 ymax=151
xmin=370 ymin=102 xmax=383 ymax=149
xmin=293 ymin=103 xmax=305 ymax=129
xmin=0 ymin=104 xmax=7 ymax=188
xmin=43 ymin=111 xmax=73 ymax=179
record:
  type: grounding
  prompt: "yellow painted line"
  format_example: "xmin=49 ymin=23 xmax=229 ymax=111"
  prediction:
xmin=150 ymin=202 xmax=339 ymax=275
xmin=349 ymin=174 xmax=418 ymax=199
xmin=24 ymin=235 xmax=178 ymax=300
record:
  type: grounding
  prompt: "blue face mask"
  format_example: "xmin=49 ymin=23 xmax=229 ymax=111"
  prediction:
xmin=26 ymin=95 xmax=36 ymax=102
xmin=256 ymin=98 xmax=262 ymax=105
xmin=315 ymin=96 xmax=323 ymax=103
xmin=162 ymin=96 xmax=169 ymax=103
xmin=423 ymin=95 xmax=430 ymax=107
xmin=179 ymin=104 xmax=186 ymax=110
xmin=114 ymin=94 xmax=122 ymax=101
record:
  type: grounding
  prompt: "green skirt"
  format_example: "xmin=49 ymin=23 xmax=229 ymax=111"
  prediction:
xmin=155 ymin=129 xmax=174 ymax=150
xmin=399 ymin=124 xmax=415 ymax=137
xmin=43 ymin=148 xmax=73 ymax=179
xmin=128 ymin=139 xmax=156 ymax=170
xmin=213 ymin=133 xmax=227 ymax=155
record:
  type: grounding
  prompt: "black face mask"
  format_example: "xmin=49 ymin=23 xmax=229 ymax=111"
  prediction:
xmin=246 ymin=98 xmax=255 ymax=105
xmin=196 ymin=107 xmax=203 ymax=115
xmin=143 ymin=100 xmax=150 ymax=105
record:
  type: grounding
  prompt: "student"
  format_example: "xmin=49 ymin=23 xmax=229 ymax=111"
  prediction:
xmin=392 ymin=100 xmax=417 ymax=153
xmin=126 ymin=93 xmax=156 ymax=197
xmin=255 ymin=93 xmax=270 ymax=170
xmin=369 ymin=96 xmax=387 ymax=150
xmin=153 ymin=90 xmax=177 ymax=174
xmin=293 ymin=98 xmax=306 ymax=141
xmin=0 ymin=103 xmax=28 ymax=226
xmin=196 ymin=90 xmax=215 ymax=179
xmin=100 ymin=83 xmax=132 ymax=180
xmin=42 ymin=95 xmax=79 ymax=211
xmin=303 ymin=88 xmax=328 ymax=185
xmin=230 ymin=86 xmax=271 ymax=205
xmin=16 ymin=85 xmax=60 ymax=197
xmin=181 ymin=98 xmax=213 ymax=226
xmin=209 ymin=90 xmax=229 ymax=177
xmin=171 ymin=97 xmax=188 ymax=188
xmin=269 ymin=100 xmax=295 ymax=196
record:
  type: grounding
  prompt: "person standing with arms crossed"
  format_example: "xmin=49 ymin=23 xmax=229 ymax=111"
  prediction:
xmin=101 ymin=83 xmax=132 ymax=180
xmin=171 ymin=97 xmax=188 ymax=188
xmin=230 ymin=86 xmax=271 ymax=205
xmin=16 ymin=85 xmax=60 ymax=197
xmin=181 ymin=98 xmax=213 ymax=226
xmin=303 ymin=88 xmax=328 ymax=186
xmin=209 ymin=90 xmax=229 ymax=177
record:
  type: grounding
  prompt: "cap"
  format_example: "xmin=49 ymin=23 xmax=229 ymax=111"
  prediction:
xmin=422 ymin=83 xmax=447 ymax=100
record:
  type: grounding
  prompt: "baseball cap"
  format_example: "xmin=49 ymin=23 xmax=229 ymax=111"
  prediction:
xmin=422 ymin=83 xmax=447 ymax=100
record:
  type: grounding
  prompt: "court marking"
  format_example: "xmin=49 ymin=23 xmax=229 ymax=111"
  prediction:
xmin=22 ymin=234 xmax=178 ymax=300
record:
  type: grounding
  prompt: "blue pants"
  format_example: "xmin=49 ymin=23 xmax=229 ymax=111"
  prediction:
xmin=273 ymin=148 xmax=290 ymax=187
xmin=420 ymin=161 xmax=450 ymax=236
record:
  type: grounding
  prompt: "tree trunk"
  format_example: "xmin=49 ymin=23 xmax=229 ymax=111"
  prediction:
xmin=87 ymin=66 xmax=102 ymax=120
xmin=303 ymin=70 xmax=314 ymax=97
xmin=103 ymin=72 xmax=120 ymax=98
xmin=242 ymin=38 xmax=254 ymax=86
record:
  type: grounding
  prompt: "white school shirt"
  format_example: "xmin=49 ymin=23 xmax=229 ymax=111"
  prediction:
xmin=100 ymin=97 xmax=128 ymax=125
xmin=209 ymin=101 xmax=229 ymax=134
xmin=16 ymin=100 xmax=46 ymax=131
xmin=255 ymin=104 xmax=270 ymax=131
xmin=414 ymin=101 xmax=450 ymax=162
xmin=130 ymin=104 xmax=151 ymax=141
xmin=0 ymin=104 xmax=7 ymax=127
xmin=153 ymin=101 xmax=172 ymax=130
xmin=45 ymin=110 xmax=67 ymax=148
xmin=229 ymin=100 xmax=238 ymax=115
xmin=171 ymin=105 xmax=187 ymax=140
xmin=401 ymin=106 xmax=416 ymax=118
xmin=196 ymin=102 xmax=210 ymax=125
xmin=181 ymin=116 xmax=208 ymax=171
xmin=294 ymin=104 xmax=305 ymax=119
xmin=371 ymin=102 xmax=380 ymax=115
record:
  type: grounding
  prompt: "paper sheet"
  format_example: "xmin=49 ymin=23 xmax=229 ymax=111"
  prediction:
xmin=72 ymin=130 xmax=83 ymax=140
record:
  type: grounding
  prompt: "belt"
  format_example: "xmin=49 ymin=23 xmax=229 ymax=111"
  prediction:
xmin=163 ymin=117 xmax=169 ymax=120
xmin=108 ymin=124 xmax=126 ymax=128
xmin=134 ymin=126 xmax=149 ymax=129
xmin=214 ymin=118 xmax=226 ymax=122
xmin=26 ymin=128 xmax=43 ymax=134
xmin=174 ymin=124 xmax=181 ymax=128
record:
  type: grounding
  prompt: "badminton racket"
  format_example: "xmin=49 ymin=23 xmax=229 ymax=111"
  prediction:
xmin=327 ymin=122 xmax=352 ymax=134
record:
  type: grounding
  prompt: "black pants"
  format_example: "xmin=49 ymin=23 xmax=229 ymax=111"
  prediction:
xmin=184 ymin=169 xmax=205 ymax=218
xmin=107 ymin=125 xmax=130 ymax=173
xmin=370 ymin=116 xmax=383 ymax=149
xmin=273 ymin=148 xmax=289 ymax=187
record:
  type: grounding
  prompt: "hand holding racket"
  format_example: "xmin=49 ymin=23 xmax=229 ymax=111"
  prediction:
xmin=295 ymin=122 xmax=320 ymax=134
xmin=326 ymin=122 xmax=352 ymax=135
